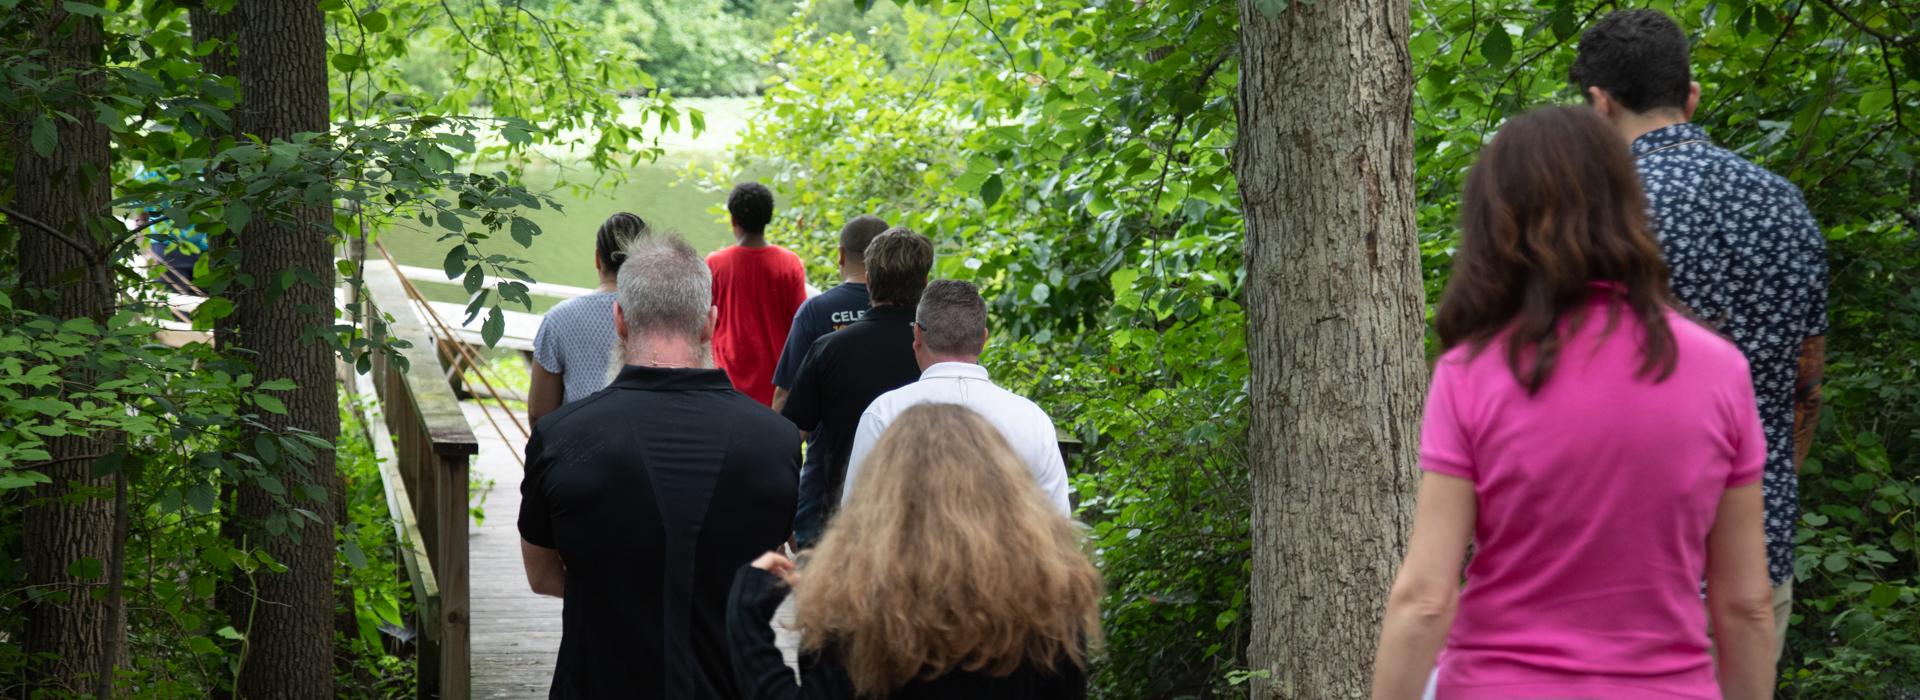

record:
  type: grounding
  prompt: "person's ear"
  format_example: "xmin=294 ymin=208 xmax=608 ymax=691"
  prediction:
xmin=911 ymin=323 xmax=926 ymax=354
xmin=614 ymin=304 xmax=629 ymax=343
xmin=836 ymin=247 xmax=847 ymax=268
xmin=1586 ymin=86 xmax=1615 ymax=118
xmin=1684 ymin=81 xmax=1701 ymax=120
xmin=977 ymin=327 xmax=988 ymax=352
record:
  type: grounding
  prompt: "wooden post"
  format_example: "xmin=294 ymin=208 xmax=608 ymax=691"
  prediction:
xmin=436 ymin=451 xmax=471 ymax=700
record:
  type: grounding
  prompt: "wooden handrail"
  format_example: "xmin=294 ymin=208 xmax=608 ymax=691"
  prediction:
xmin=361 ymin=263 xmax=477 ymax=699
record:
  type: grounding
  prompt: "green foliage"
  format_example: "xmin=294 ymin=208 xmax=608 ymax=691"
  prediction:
xmin=335 ymin=397 xmax=416 ymax=698
xmin=1785 ymin=218 xmax=1920 ymax=693
xmin=710 ymin=0 xmax=1915 ymax=695
xmin=3 ymin=0 xmax=676 ymax=693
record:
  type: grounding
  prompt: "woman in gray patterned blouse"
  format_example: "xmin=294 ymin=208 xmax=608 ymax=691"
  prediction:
xmin=527 ymin=212 xmax=652 ymax=426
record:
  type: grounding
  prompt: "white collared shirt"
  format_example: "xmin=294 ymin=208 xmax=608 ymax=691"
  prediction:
xmin=843 ymin=362 xmax=1072 ymax=516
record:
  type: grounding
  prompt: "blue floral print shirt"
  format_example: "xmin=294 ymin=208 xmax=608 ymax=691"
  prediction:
xmin=1633 ymin=123 xmax=1829 ymax=586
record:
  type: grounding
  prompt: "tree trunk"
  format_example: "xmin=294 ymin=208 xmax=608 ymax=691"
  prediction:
xmin=1234 ymin=0 xmax=1426 ymax=696
xmin=193 ymin=2 xmax=341 ymax=697
xmin=9 ymin=1 xmax=123 ymax=694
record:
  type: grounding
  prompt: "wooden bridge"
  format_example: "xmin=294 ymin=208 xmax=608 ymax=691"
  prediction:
xmin=347 ymin=252 xmax=1080 ymax=698
xmin=355 ymin=258 xmax=564 ymax=698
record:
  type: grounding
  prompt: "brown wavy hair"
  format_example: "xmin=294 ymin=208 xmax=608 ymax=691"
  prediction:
xmin=1435 ymin=106 xmax=1678 ymax=394
xmin=794 ymin=403 xmax=1102 ymax=696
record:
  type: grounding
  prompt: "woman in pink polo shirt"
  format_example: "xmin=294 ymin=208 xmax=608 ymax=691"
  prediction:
xmin=1369 ymin=106 xmax=1777 ymax=700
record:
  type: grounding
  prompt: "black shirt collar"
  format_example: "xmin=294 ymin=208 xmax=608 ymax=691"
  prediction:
xmin=607 ymin=365 xmax=735 ymax=392
xmin=862 ymin=305 xmax=916 ymax=322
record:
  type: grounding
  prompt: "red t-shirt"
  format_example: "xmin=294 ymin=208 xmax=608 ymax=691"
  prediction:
xmin=707 ymin=245 xmax=808 ymax=405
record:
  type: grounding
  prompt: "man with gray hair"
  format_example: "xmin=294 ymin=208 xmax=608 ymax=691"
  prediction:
xmin=518 ymin=234 xmax=799 ymax=699
xmin=842 ymin=279 xmax=1072 ymax=516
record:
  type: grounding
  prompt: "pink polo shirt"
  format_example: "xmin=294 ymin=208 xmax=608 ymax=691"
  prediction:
xmin=1423 ymin=289 xmax=1766 ymax=699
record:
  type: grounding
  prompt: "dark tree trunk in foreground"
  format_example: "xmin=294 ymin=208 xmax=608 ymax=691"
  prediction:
xmin=9 ymin=1 xmax=123 ymax=694
xmin=1235 ymin=0 xmax=1427 ymax=695
xmin=193 ymin=1 xmax=341 ymax=697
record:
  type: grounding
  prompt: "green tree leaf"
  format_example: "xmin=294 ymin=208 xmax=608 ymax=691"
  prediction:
xmin=981 ymin=173 xmax=1005 ymax=207
xmin=482 ymin=307 xmax=505 ymax=347
xmin=226 ymin=200 xmax=252 ymax=233
xmin=443 ymin=246 xmax=468 ymax=280
xmin=255 ymin=394 xmax=288 ymax=415
xmin=29 ymin=115 xmax=57 ymax=157
xmin=510 ymin=217 xmax=538 ymax=248
xmin=1480 ymin=27 xmax=1513 ymax=69
xmin=1868 ymin=583 xmax=1902 ymax=608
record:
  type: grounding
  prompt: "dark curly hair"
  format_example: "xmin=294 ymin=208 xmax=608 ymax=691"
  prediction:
xmin=726 ymin=182 xmax=776 ymax=236
xmin=1571 ymin=9 xmax=1693 ymax=114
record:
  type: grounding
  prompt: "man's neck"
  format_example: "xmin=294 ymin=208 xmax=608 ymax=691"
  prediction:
xmin=920 ymin=355 xmax=983 ymax=373
xmin=841 ymin=267 xmax=867 ymax=284
xmin=1614 ymin=110 xmax=1688 ymax=146
xmin=623 ymin=337 xmax=710 ymax=369
xmin=733 ymin=230 xmax=769 ymax=248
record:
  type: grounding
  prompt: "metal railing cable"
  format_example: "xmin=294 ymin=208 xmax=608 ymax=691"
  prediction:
xmin=372 ymin=242 xmax=530 ymax=466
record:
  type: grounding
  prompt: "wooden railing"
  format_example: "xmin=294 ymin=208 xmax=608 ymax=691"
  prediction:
xmin=360 ymin=264 xmax=477 ymax=699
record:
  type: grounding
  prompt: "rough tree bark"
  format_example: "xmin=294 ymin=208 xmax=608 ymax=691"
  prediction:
xmin=1234 ymin=0 xmax=1427 ymax=696
xmin=8 ymin=1 xmax=123 ymax=694
xmin=191 ymin=1 xmax=341 ymax=697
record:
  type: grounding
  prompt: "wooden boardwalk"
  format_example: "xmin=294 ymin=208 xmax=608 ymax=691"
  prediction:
xmin=463 ymin=401 xmax=563 ymax=698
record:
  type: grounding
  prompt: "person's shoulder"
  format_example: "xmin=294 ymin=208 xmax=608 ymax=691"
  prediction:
xmin=533 ymin=386 xmax=620 ymax=436
xmin=1715 ymin=152 xmax=1806 ymax=200
xmin=724 ymin=396 xmax=799 ymax=448
xmin=1667 ymin=310 xmax=1752 ymax=375
xmin=544 ymin=292 xmax=611 ymax=321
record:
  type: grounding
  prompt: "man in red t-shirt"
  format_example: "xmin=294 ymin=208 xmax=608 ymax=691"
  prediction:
xmin=707 ymin=182 xmax=808 ymax=406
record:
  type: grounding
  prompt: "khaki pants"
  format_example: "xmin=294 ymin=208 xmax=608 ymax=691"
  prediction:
xmin=1771 ymin=578 xmax=1794 ymax=660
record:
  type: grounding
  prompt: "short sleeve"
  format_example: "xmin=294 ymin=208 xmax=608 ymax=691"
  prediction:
xmin=531 ymin=310 xmax=564 ymax=375
xmin=770 ymin=301 xmax=816 ymax=390
xmin=1802 ymin=224 xmax=1830 ymax=337
xmin=517 ymin=429 xmax=556 ymax=548
xmin=779 ymin=340 xmax=828 ymax=432
xmin=1726 ymin=373 xmax=1767 ymax=488
xmin=1419 ymin=359 xmax=1476 ymax=480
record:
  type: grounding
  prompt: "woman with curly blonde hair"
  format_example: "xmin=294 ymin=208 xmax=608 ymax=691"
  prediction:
xmin=726 ymin=403 xmax=1102 ymax=699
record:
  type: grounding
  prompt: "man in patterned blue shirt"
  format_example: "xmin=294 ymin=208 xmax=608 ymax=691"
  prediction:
xmin=1573 ymin=9 xmax=1829 ymax=659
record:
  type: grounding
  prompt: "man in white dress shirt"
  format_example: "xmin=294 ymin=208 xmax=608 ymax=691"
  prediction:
xmin=842 ymin=280 xmax=1073 ymax=516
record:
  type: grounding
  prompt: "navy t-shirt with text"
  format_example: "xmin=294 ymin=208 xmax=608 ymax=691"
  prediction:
xmin=771 ymin=282 xmax=869 ymax=390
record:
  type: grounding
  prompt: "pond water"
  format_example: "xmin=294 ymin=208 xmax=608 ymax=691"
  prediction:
xmin=377 ymin=97 xmax=762 ymax=310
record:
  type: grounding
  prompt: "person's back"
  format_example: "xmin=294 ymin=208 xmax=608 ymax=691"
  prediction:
xmin=1426 ymin=298 xmax=1760 ymax=694
xmin=844 ymin=280 xmax=1072 ymax=515
xmin=520 ymin=235 xmax=799 ymax=699
xmin=780 ymin=228 xmax=934 ymax=523
xmin=1369 ymin=107 xmax=1776 ymax=700
xmin=709 ymin=183 xmax=809 ymax=405
xmin=531 ymin=292 xmax=617 ymax=404
xmin=773 ymin=215 xmax=889 ymax=546
xmin=727 ymin=404 xmax=1100 ymax=700
xmin=1573 ymin=9 xmax=1828 ymax=611
xmin=528 ymin=212 xmax=653 ymax=426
